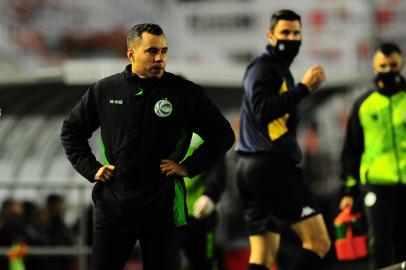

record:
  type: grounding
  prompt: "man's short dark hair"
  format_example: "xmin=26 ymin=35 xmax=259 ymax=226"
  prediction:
xmin=127 ymin=23 xmax=164 ymax=49
xmin=270 ymin=9 xmax=301 ymax=31
xmin=379 ymin=42 xmax=402 ymax=56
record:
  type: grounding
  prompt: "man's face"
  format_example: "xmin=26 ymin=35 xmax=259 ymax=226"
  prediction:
xmin=373 ymin=51 xmax=404 ymax=74
xmin=127 ymin=32 xmax=168 ymax=79
xmin=267 ymin=19 xmax=301 ymax=46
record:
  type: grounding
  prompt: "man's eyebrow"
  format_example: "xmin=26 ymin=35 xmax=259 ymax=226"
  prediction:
xmin=145 ymin=47 xmax=158 ymax=51
xmin=145 ymin=46 xmax=168 ymax=51
xmin=280 ymin=29 xmax=299 ymax=33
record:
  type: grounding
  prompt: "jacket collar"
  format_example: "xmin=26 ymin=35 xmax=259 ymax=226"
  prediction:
xmin=123 ymin=64 xmax=168 ymax=89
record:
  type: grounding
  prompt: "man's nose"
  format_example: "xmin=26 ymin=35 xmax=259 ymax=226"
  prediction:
xmin=155 ymin=53 xmax=164 ymax=62
xmin=287 ymin=33 xmax=298 ymax=40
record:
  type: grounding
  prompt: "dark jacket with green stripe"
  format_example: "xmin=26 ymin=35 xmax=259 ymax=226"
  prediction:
xmin=61 ymin=64 xmax=235 ymax=231
xmin=340 ymin=83 xmax=406 ymax=197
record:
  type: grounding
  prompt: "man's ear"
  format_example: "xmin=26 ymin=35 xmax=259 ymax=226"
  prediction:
xmin=127 ymin=48 xmax=134 ymax=62
xmin=267 ymin=31 xmax=276 ymax=46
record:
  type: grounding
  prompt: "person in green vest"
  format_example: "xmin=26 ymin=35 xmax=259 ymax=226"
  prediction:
xmin=339 ymin=42 xmax=406 ymax=270
xmin=178 ymin=133 xmax=226 ymax=270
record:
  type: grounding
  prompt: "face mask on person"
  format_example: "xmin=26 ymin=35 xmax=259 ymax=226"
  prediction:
xmin=374 ymin=71 xmax=403 ymax=93
xmin=273 ymin=39 xmax=301 ymax=63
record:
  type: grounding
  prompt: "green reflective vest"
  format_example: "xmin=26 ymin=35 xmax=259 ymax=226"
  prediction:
xmin=358 ymin=90 xmax=406 ymax=185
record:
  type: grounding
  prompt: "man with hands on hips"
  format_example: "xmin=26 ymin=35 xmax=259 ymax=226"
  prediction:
xmin=61 ymin=23 xmax=234 ymax=270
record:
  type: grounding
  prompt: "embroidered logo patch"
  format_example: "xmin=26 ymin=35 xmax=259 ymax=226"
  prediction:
xmin=109 ymin=99 xmax=123 ymax=105
xmin=154 ymin=99 xmax=172 ymax=117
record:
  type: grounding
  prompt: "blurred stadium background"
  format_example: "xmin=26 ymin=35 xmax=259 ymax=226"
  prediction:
xmin=0 ymin=0 xmax=405 ymax=269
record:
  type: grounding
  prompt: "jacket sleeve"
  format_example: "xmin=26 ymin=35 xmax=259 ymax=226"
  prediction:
xmin=60 ymin=86 xmax=103 ymax=182
xmin=203 ymin=156 xmax=226 ymax=203
xmin=340 ymin=96 xmax=365 ymax=197
xmin=181 ymin=85 xmax=235 ymax=178
xmin=245 ymin=63 xmax=309 ymax=126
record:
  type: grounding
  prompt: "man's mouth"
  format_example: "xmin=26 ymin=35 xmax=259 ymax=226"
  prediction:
xmin=151 ymin=66 xmax=164 ymax=72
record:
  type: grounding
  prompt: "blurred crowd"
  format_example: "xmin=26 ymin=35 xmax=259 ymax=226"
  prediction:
xmin=0 ymin=194 xmax=76 ymax=270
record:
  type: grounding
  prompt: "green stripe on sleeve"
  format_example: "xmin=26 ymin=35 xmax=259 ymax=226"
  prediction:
xmin=100 ymin=137 xmax=110 ymax=165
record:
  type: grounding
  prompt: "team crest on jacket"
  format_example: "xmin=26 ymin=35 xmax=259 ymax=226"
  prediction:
xmin=154 ymin=99 xmax=172 ymax=117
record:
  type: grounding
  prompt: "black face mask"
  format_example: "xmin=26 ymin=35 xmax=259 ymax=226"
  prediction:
xmin=374 ymin=71 xmax=403 ymax=94
xmin=273 ymin=39 xmax=301 ymax=63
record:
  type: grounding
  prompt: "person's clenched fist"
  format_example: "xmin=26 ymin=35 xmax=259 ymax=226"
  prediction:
xmin=193 ymin=195 xmax=215 ymax=219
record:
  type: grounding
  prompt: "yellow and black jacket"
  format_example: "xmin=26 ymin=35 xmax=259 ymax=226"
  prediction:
xmin=236 ymin=45 xmax=310 ymax=164
xmin=341 ymin=84 xmax=406 ymax=196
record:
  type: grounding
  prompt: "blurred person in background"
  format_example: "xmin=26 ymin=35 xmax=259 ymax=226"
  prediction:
xmin=0 ymin=199 xmax=26 ymax=269
xmin=61 ymin=23 xmax=234 ymax=270
xmin=73 ymin=204 xmax=94 ymax=247
xmin=340 ymin=42 xmax=406 ymax=270
xmin=42 ymin=194 xmax=73 ymax=270
xmin=235 ymin=9 xmax=331 ymax=270
xmin=0 ymin=199 xmax=26 ymax=246
xmin=21 ymin=201 xmax=48 ymax=270
xmin=178 ymin=133 xmax=226 ymax=270
xmin=72 ymin=204 xmax=95 ymax=270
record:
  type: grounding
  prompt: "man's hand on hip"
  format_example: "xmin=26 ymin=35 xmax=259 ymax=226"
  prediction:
xmin=160 ymin=159 xmax=188 ymax=177
xmin=95 ymin=165 xmax=115 ymax=182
